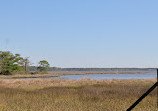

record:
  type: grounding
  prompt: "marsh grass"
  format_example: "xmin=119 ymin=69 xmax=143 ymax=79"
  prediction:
xmin=0 ymin=79 xmax=157 ymax=111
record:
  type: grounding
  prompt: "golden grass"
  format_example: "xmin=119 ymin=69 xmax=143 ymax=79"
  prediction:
xmin=0 ymin=79 xmax=157 ymax=111
xmin=0 ymin=78 xmax=156 ymax=88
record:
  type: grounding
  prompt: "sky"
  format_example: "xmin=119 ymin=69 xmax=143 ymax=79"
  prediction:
xmin=0 ymin=0 xmax=158 ymax=68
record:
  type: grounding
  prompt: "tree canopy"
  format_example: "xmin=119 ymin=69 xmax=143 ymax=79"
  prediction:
xmin=0 ymin=51 xmax=24 ymax=74
xmin=0 ymin=51 xmax=51 ymax=75
xmin=37 ymin=60 xmax=50 ymax=72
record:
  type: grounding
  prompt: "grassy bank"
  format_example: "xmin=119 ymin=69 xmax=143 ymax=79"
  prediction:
xmin=0 ymin=79 xmax=157 ymax=111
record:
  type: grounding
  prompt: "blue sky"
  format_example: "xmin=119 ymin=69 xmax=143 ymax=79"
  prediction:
xmin=0 ymin=0 xmax=158 ymax=68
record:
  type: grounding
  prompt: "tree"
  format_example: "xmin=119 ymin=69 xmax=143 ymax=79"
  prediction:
xmin=21 ymin=57 xmax=30 ymax=73
xmin=37 ymin=60 xmax=50 ymax=72
xmin=0 ymin=59 xmax=2 ymax=73
xmin=0 ymin=51 xmax=23 ymax=75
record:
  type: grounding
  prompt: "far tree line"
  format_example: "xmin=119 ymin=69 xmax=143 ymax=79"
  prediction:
xmin=0 ymin=51 xmax=153 ymax=75
xmin=0 ymin=51 xmax=50 ymax=75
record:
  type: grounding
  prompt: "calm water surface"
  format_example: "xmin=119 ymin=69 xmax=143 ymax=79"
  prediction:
xmin=52 ymin=70 xmax=157 ymax=80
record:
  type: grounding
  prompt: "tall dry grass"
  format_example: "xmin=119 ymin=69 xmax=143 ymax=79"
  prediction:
xmin=0 ymin=79 xmax=157 ymax=111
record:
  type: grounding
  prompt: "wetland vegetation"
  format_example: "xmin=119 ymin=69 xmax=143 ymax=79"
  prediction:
xmin=0 ymin=51 xmax=157 ymax=111
xmin=0 ymin=79 xmax=157 ymax=111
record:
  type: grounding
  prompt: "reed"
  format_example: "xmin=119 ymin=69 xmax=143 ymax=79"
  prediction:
xmin=0 ymin=79 xmax=156 ymax=111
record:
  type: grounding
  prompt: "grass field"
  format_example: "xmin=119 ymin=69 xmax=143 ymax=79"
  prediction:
xmin=0 ymin=79 xmax=157 ymax=111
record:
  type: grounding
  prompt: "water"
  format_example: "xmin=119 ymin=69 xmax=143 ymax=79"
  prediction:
xmin=53 ymin=70 xmax=157 ymax=80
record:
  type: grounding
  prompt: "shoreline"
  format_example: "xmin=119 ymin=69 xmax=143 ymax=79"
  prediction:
xmin=0 ymin=71 xmax=149 ymax=79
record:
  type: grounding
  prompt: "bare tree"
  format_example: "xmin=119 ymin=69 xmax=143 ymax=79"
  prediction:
xmin=21 ymin=57 xmax=30 ymax=73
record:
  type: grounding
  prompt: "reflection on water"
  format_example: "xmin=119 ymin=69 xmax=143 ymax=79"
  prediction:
xmin=53 ymin=70 xmax=157 ymax=80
